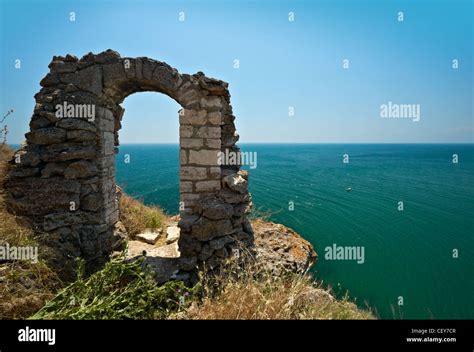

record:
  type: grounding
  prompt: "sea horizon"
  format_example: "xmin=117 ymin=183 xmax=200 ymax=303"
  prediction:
xmin=7 ymin=142 xmax=474 ymax=148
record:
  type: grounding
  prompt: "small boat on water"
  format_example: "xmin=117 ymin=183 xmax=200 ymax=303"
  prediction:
xmin=346 ymin=187 xmax=352 ymax=192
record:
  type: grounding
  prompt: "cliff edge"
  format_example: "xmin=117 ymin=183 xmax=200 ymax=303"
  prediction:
xmin=252 ymin=219 xmax=317 ymax=274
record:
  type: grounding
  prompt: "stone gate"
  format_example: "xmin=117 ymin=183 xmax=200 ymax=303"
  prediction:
xmin=6 ymin=49 xmax=253 ymax=276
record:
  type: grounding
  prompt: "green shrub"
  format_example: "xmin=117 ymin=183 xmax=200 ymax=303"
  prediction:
xmin=30 ymin=254 xmax=193 ymax=320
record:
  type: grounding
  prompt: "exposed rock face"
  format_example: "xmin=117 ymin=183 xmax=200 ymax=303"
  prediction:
xmin=123 ymin=219 xmax=316 ymax=285
xmin=166 ymin=226 xmax=180 ymax=244
xmin=135 ymin=229 xmax=161 ymax=245
xmin=252 ymin=219 xmax=317 ymax=274
xmin=125 ymin=240 xmax=181 ymax=284
xmin=6 ymin=50 xmax=253 ymax=277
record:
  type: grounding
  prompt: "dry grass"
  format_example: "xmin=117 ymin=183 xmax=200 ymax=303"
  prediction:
xmin=0 ymin=261 xmax=62 ymax=319
xmin=183 ymin=258 xmax=375 ymax=320
xmin=119 ymin=192 xmax=167 ymax=238
xmin=0 ymin=144 xmax=34 ymax=246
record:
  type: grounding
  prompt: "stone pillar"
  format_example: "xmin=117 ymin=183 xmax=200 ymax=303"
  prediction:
xmin=177 ymin=95 xmax=253 ymax=274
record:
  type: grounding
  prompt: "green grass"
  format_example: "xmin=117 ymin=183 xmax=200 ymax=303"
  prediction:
xmin=119 ymin=193 xmax=167 ymax=237
xmin=30 ymin=254 xmax=194 ymax=320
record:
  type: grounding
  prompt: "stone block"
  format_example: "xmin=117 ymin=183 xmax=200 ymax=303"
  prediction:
xmin=180 ymin=181 xmax=193 ymax=193
xmin=201 ymin=97 xmax=222 ymax=110
xmin=207 ymin=111 xmax=222 ymax=125
xmin=41 ymin=145 xmax=97 ymax=162
xmin=195 ymin=180 xmax=221 ymax=192
xmin=61 ymin=65 xmax=103 ymax=96
xmin=180 ymin=125 xmax=194 ymax=138
xmin=180 ymin=150 xmax=188 ymax=165
xmin=102 ymin=132 xmax=115 ymax=155
xmin=57 ymin=118 xmax=96 ymax=132
xmin=81 ymin=193 xmax=102 ymax=211
xmin=64 ymin=161 xmax=98 ymax=179
xmin=222 ymin=173 xmax=248 ymax=194
xmin=189 ymin=149 xmax=219 ymax=166
xmin=196 ymin=126 xmax=220 ymax=139
xmin=41 ymin=162 xmax=67 ymax=178
xmin=208 ymin=167 xmax=221 ymax=179
xmin=180 ymin=138 xmax=203 ymax=149
xmin=180 ymin=166 xmax=207 ymax=180
xmin=181 ymin=193 xmax=200 ymax=202
xmin=205 ymin=138 xmax=221 ymax=149
xmin=7 ymin=177 xmax=80 ymax=216
xmin=179 ymin=109 xmax=207 ymax=125
xmin=26 ymin=127 xmax=67 ymax=145
xmin=67 ymin=130 xmax=96 ymax=142
xmin=166 ymin=226 xmax=180 ymax=244
xmin=191 ymin=218 xmax=233 ymax=241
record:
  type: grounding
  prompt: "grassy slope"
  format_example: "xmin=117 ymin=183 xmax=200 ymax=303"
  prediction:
xmin=0 ymin=144 xmax=375 ymax=320
xmin=183 ymin=259 xmax=375 ymax=320
xmin=119 ymin=192 xmax=167 ymax=237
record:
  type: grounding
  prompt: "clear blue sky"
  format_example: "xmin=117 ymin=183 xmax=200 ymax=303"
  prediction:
xmin=1 ymin=0 xmax=472 ymax=144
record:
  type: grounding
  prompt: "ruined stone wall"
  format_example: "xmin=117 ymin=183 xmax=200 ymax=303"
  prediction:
xmin=6 ymin=49 xmax=253 ymax=276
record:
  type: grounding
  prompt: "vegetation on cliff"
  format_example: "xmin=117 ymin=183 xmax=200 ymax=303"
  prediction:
xmin=31 ymin=255 xmax=189 ymax=320
xmin=118 ymin=192 xmax=166 ymax=238
xmin=0 ymin=144 xmax=375 ymax=320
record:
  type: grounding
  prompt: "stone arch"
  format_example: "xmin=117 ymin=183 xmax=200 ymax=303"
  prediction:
xmin=6 ymin=49 xmax=253 ymax=276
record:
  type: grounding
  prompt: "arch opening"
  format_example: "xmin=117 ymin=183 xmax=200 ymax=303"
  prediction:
xmin=116 ymin=92 xmax=181 ymax=213
xmin=6 ymin=50 xmax=254 ymax=279
xmin=114 ymin=92 xmax=182 ymax=283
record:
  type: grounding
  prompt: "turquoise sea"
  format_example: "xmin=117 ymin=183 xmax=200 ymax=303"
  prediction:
xmin=115 ymin=144 xmax=474 ymax=319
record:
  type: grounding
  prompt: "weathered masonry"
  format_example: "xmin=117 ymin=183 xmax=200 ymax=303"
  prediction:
xmin=6 ymin=50 xmax=253 ymax=275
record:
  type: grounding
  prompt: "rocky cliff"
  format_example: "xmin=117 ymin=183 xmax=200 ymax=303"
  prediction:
xmin=252 ymin=219 xmax=317 ymax=274
xmin=123 ymin=216 xmax=317 ymax=283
